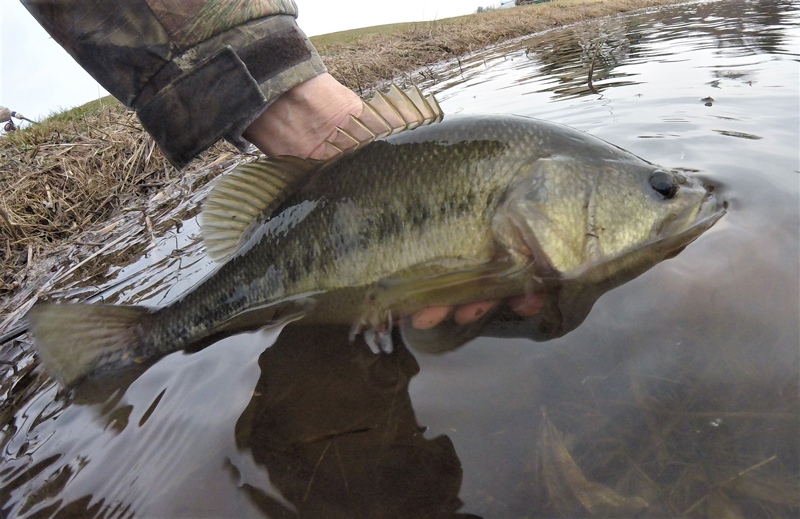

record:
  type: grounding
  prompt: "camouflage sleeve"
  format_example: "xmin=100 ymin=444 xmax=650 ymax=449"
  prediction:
xmin=21 ymin=0 xmax=327 ymax=167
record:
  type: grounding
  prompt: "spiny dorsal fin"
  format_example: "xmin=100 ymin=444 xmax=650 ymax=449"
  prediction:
xmin=322 ymin=84 xmax=444 ymax=160
xmin=200 ymin=156 xmax=321 ymax=262
xmin=402 ymin=85 xmax=438 ymax=124
xmin=385 ymin=84 xmax=424 ymax=129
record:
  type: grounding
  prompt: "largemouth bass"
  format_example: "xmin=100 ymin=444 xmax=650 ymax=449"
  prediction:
xmin=28 ymin=89 xmax=724 ymax=386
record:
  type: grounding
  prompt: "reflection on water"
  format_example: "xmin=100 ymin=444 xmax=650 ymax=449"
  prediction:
xmin=235 ymin=326 xmax=468 ymax=519
xmin=2 ymin=0 xmax=798 ymax=517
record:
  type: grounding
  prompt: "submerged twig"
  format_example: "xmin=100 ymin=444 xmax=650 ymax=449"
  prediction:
xmin=588 ymin=42 xmax=600 ymax=94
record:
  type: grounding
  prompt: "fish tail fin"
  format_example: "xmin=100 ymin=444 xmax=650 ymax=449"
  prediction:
xmin=27 ymin=304 xmax=155 ymax=387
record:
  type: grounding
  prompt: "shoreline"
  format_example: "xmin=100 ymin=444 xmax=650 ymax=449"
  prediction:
xmin=318 ymin=0 xmax=685 ymax=93
xmin=0 ymin=0 xmax=688 ymax=325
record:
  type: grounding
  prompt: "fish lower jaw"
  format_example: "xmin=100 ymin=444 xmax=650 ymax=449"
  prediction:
xmin=698 ymin=193 xmax=724 ymax=221
xmin=659 ymin=193 xmax=724 ymax=239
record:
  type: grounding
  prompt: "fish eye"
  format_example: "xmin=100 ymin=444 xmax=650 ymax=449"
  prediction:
xmin=649 ymin=170 xmax=678 ymax=199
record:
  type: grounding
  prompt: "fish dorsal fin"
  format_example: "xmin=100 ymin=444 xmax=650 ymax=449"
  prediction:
xmin=402 ymin=85 xmax=439 ymax=124
xmin=200 ymin=156 xmax=321 ymax=262
xmin=322 ymin=84 xmax=444 ymax=160
xmin=201 ymin=85 xmax=444 ymax=261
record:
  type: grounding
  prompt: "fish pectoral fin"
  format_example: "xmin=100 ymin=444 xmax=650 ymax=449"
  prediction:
xmin=212 ymin=299 xmax=313 ymax=338
xmin=322 ymin=84 xmax=444 ymax=160
xmin=359 ymin=256 xmax=527 ymax=330
xmin=358 ymin=257 xmax=526 ymax=354
xmin=200 ymin=156 xmax=322 ymax=263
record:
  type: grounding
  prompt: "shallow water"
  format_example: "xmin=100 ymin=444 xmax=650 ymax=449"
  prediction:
xmin=2 ymin=0 xmax=798 ymax=517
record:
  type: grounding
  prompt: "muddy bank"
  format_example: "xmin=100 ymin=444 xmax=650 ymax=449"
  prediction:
xmin=0 ymin=0 xmax=685 ymax=325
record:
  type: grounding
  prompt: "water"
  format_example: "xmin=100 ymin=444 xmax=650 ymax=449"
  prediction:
xmin=2 ymin=0 xmax=798 ymax=517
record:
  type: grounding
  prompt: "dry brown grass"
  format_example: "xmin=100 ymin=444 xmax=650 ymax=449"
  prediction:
xmin=0 ymin=0 xmax=685 ymax=321
xmin=0 ymin=103 xmax=237 ymax=303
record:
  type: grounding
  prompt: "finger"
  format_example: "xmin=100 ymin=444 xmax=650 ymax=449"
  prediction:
xmin=508 ymin=293 xmax=545 ymax=316
xmin=453 ymin=300 xmax=500 ymax=325
xmin=411 ymin=305 xmax=452 ymax=329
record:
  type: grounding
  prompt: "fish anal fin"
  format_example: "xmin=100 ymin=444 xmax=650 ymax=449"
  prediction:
xmin=359 ymin=256 xmax=531 ymax=332
xmin=200 ymin=156 xmax=321 ymax=263
xmin=182 ymin=301 xmax=310 ymax=352
xmin=214 ymin=306 xmax=279 ymax=336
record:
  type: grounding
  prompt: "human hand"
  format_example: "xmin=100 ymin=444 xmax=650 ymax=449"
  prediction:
xmin=242 ymin=73 xmax=363 ymax=159
xmin=410 ymin=292 xmax=545 ymax=330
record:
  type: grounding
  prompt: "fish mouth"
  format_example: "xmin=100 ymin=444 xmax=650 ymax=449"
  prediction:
xmin=659 ymin=188 xmax=725 ymax=241
xmin=652 ymin=192 xmax=726 ymax=265
xmin=696 ymin=190 xmax=726 ymax=224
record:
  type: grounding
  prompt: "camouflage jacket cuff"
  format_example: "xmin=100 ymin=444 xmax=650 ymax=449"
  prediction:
xmin=134 ymin=15 xmax=327 ymax=168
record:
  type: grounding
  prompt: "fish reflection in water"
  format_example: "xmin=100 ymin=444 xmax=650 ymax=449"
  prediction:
xmin=231 ymin=276 xmax=666 ymax=518
xmin=229 ymin=312 xmax=799 ymax=518
xmin=237 ymin=323 xmax=650 ymax=519
xmin=234 ymin=325 xmax=467 ymax=519
xmin=21 ymin=321 xmax=648 ymax=518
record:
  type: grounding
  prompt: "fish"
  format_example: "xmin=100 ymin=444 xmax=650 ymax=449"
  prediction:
xmin=27 ymin=86 xmax=724 ymax=386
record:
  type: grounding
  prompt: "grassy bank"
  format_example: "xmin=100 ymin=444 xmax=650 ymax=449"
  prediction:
xmin=0 ymin=0 xmax=684 ymax=319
